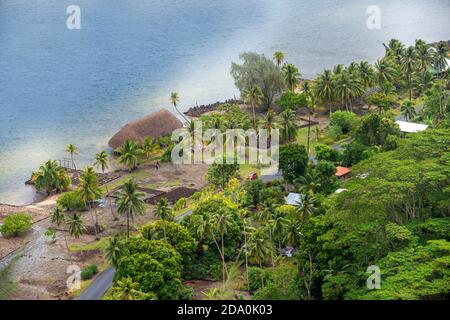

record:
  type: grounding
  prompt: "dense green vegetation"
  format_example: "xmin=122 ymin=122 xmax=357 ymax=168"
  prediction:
xmin=34 ymin=38 xmax=449 ymax=300
xmin=0 ymin=213 xmax=33 ymax=237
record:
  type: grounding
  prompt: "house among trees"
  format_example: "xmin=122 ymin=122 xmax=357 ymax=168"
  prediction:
xmin=108 ymin=109 xmax=183 ymax=149
xmin=395 ymin=120 xmax=429 ymax=133
xmin=285 ymin=192 xmax=303 ymax=206
xmin=335 ymin=166 xmax=351 ymax=179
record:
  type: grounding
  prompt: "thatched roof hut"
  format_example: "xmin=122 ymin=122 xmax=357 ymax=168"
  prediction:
xmin=108 ymin=109 xmax=183 ymax=149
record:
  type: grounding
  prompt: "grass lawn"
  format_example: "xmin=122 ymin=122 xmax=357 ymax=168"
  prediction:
xmin=100 ymin=169 xmax=151 ymax=194
xmin=239 ymin=164 xmax=260 ymax=179
xmin=140 ymin=179 xmax=182 ymax=190
xmin=68 ymin=236 xmax=111 ymax=252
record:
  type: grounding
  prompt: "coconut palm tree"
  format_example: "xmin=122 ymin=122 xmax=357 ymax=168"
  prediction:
xmin=415 ymin=71 xmax=435 ymax=95
xmin=154 ymin=198 xmax=173 ymax=239
xmin=279 ymin=108 xmax=298 ymax=143
xmin=296 ymin=192 xmax=317 ymax=222
xmin=77 ymin=166 xmax=101 ymax=240
xmin=282 ymin=63 xmax=301 ymax=91
xmin=170 ymin=91 xmax=190 ymax=124
xmin=210 ymin=209 xmax=232 ymax=290
xmin=334 ymin=71 xmax=364 ymax=112
xmin=269 ymin=211 xmax=288 ymax=250
xmin=247 ymin=227 xmax=274 ymax=269
xmin=284 ymin=218 xmax=302 ymax=247
xmin=116 ymin=140 xmax=141 ymax=172
xmin=401 ymin=46 xmax=417 ymax=101
xmin=115 ymin=179 xmax=146 ymax=237
xmin=261 ymin=109 xmax=277 ymax=145
xmin=33 ymin=160 xmax=70 ymax=195
xmin=314 ymin=69 xmax=335 ymax=115
xmin=415 ymin=40 xmax=433 ymax=75
xmin=94 ymin=150 xmax=117 ymax=221
xmin=400 ymin=100 xmax=417 ymax=122
xmin=50 ymin=206 xmax=65 ymax=226
xmin=105 ymin=233 xmax=123 ymax=266
xmin=273 ymin=51 xmax=285 ymax=67
xmin=243 ymin=84 xmax=264 ymax=129
xmin=333 ymin=64 xmax=345 ymax=75
xmin=141 ymin=137 xmax=157 ymax=160
xmin=383 ymin=39 xmax=405 ymax=64
xmin=66 ymin=144 xmax=78 ymax=171
xmin=358 ymin=61 xmax=376 ymax=89
xmin=374 ymin=59 xmax=397 ymax=85
xmin=434 ymin=41 xmax=450 ymax=77
xmin=66 ymin=213 xmax=85 ymax=239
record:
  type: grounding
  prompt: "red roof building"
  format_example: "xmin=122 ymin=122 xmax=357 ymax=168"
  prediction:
xmin=336 ymin=166 xmax=351 ymax=178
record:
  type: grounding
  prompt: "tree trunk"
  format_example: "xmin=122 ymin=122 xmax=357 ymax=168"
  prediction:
xmin=252 ymin=104 xmax=257 ymax=130
xmin=126 ymin=211 xmax=130 ymax=238
xmin=103 ymin=171 xmax=118 ymax=221
xmin=221 ymin=235 xmax=226 ymax=291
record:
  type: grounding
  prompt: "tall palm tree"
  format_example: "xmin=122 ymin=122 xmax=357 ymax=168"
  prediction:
xmin=105 ymin=234 xmax=123 ymax=266
xmin=243 ymin=85 xmax=264 ymax=129
xmin=269 ymin=211 xmax=288 ymax=250
xmin=279 ymin=108 xmax=298 ymax=143
xmin=284 ymin=218 xmax=302 ymax=247
xmin=333 ymin=64 xmax=345 ymax=75
xmin=415 ymin=40 xmax=433 ymax=75
xmin=116 ymin=140 xmax=141 ymax=172
xmin=170 ymin=92 xmax=190 ymax=124
xmin=33 ymin=160 xmax=70 ymax=195
xmin=66 ymin=144 xmax=78 ymax=171
xmin=314 ymin=69 xmax=335 ymax=115
xmin=261 ymin=109 xmax=277 ymax=145
xmin=347 ymin=62 xmax=360 ymax=76
xmin=273 ymin=51 xmax=285 ymax=67
xmin=247 ymin=227 xmax=274 ymax=269
xmin=141 ymin=137 xmax=157 ymax=160
xmin=434 ymin=41 xmax=450 ymax=78
xmin=50 ymin=206 xmax=65 ymax=226
xmin=66 ymin=213 xmax=85 ymax=239
xmin=273 ymin=51 xmax=284 ymax=68
xmin=374 ymin=58 xmax=397 ymax=85
xmin=400 ymin=100 xmax=417 ymax=122
xmin=211 ymin=209 xmax=232 ymax=290
xmin=358 ymin=61 xmax=376 ymax=89
xmin=154 ymin=197 xmax=173 ymax=239
xmin=115 ymin=179 xmax=146 ymax=237
xmin=282 ymin=63 xmax=301 ymax=91
xmin=77 ymin=166 xmax=101 ymax=240
xmin=296 ymin=192 xmax=317 ymax=222
xmin=415 ymin=71 xmax=435 ymax=95
xmin=401 ymin=46 xmax=417 ymax=101
xmin=383 ymin=39 xmax=405 ymax=64
xmin=94 ymin=150 xmax=117 ymax=221
xmin=334 ymin=71 xmax=364 ymax=112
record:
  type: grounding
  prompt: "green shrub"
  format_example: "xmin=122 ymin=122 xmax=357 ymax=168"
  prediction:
xmin=57 ymin=191 xmax=86 ymax=211
xmin=330 ymin=111 xmax=359 ymax=134
xmin=247 ymin=267 xmax=269 ymax=292
xmin=0 ymin=213 xmax=33 ymax=237
xmin=184 ymin=250 xmax=222 ymax=280
xmin=315 ymin=144 xmax=341 ymax=163
xmin=80 ymin=264 xmax=98 ymax=280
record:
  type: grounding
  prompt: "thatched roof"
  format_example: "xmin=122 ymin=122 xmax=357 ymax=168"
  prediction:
xmin=108 ymin=109 xmax=183 ymax=149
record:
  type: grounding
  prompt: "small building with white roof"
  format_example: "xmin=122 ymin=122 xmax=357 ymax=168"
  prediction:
xmin=396 ymin=120 xmax=428 ymax=133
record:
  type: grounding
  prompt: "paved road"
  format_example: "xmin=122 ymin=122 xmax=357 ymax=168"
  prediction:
xmin=76 ymin=209 xmax=193 ymax=300
xmin=76 ymin=267 xmax=115 ymax=300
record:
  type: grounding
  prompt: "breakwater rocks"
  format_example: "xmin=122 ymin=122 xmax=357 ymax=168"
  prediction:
xmin=184 ymin=99 xmax=243 ymax=117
